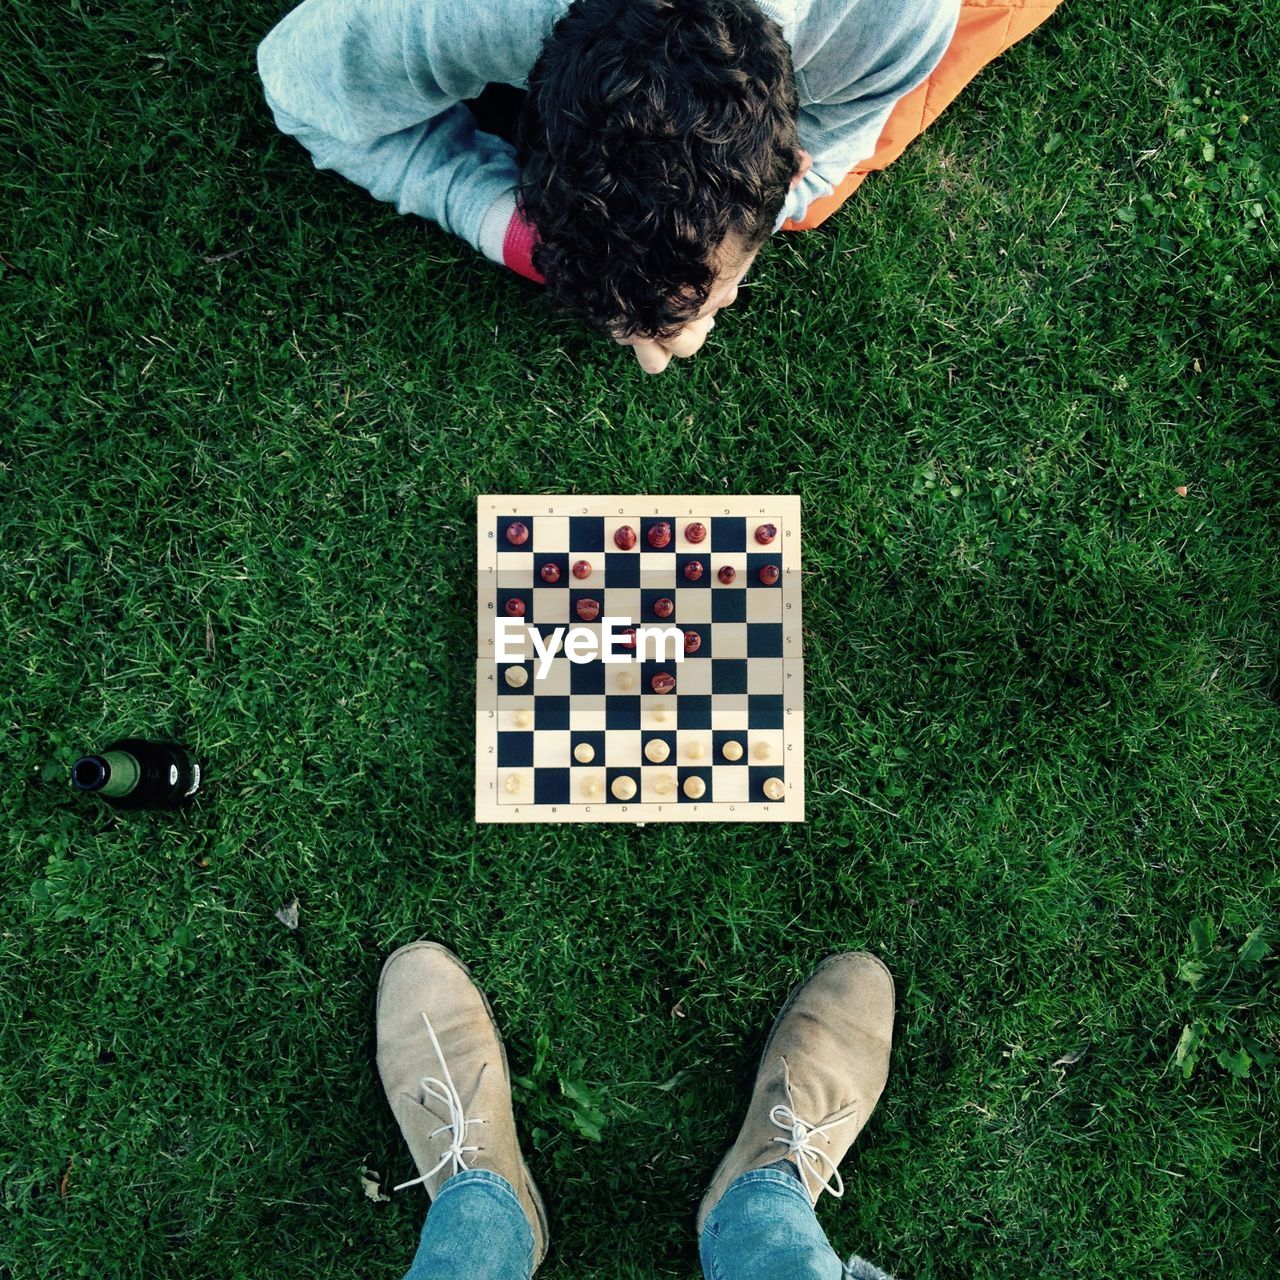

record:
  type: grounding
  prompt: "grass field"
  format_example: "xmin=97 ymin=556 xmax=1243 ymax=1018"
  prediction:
xmin=3 ymin=1 xmax=1278 ymax=1277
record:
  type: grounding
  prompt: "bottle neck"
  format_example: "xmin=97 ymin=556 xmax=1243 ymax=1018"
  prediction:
xmin=72 ymin=750 xmax=141 ymax=797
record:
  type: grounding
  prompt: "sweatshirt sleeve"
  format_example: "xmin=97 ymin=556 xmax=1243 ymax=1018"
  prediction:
xmin=256 ymin=0 xmax=562 ymax=261
xmin=777 ymin=0 xmax=960 ymax=228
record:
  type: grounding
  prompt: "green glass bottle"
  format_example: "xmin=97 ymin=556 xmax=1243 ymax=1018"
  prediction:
xmin=70 ymin=738 xmax=201 ymax=810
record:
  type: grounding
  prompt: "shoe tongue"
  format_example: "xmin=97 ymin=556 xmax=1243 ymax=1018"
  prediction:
xmin=396 ymin=1090 xmax=453 ymax=1152
xmin=402 ymin=1061 xmax=488 ymax=1130
xmin=774 ymin=1021 xmax=861 ymax=1129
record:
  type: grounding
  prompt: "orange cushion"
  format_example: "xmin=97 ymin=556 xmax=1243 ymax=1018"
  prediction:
xmin=782 ymin=0 xmax=1065 ymax=231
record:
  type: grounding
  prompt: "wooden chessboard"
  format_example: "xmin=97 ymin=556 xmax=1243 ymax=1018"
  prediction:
xmin=476 ymin=495 xmax=804 ymax=823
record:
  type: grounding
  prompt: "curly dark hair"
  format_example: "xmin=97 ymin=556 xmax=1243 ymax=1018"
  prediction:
xmin=516 ymin=0 xmax=800 ymax=339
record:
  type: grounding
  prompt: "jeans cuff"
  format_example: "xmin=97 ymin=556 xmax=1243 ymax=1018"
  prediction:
xmin=844 ymin=1256 xmax=896 ymax=1280
xmin=434 ymin=1167 xmax=521 ymax=1202
xmin=719 ymin=1164 xmax=813 ymax=1206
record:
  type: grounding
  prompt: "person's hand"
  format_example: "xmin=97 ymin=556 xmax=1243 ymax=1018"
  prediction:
xmin=614 ymin=313 xmax=717 ymax=375
xmin=610 ymin=229 xmax=766 ymax=374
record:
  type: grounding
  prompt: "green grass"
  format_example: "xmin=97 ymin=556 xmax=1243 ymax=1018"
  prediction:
xmin=3 ymin=1 xmax=1278 ymax=1277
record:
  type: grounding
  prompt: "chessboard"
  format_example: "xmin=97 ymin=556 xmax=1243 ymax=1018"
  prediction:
xmin=476 ymin=495 xmax=803 ymax=823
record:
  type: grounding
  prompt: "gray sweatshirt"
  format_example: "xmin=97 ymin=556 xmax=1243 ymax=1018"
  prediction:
xmin=257 ymin=0 xmax=959 ymax=267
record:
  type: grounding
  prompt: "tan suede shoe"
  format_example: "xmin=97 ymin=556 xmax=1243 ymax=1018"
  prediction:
xmin=376 ymin=942 xmax=548 ymax=1269
xmin=697 ymin=952 xmax=895 ymax=1233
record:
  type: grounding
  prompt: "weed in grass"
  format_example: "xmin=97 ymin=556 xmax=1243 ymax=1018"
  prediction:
xmin=1173 ymin=918 xmax=1276 ymax=1080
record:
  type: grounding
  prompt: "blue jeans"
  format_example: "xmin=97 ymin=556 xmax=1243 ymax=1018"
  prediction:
xmin=401 ymin=1164 xmax=893 ymax=1280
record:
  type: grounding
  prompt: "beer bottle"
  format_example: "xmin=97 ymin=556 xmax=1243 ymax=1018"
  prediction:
xmin=70 ymin=738 xmax=201 ymax=810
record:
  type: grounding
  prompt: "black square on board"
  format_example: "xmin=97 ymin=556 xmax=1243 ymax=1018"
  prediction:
xmin=640 ymin=516 xmax=675 ymax=548
xmin=748 ymin=694 xmax=785 ymax=728
xmin=681 ymin=623 xmax=711 ymax=658
xmin=497 ymin=733 xmax=534 ymax=767
xmin=570 ymin=661 xmax=606 ymax=696
xmin=498 ymin=588 xmax=533 ymax=622
xmin=677 ymin=766 xmax=712 ymax=801
xmin=711 ymin=591 xmax=747 ymax=623
xmin=749 ymin=766 xmax=785 ymax=801
xmin=534 ymin=769 xmax=571 ymax=805
xmin=712 ymin=659 xmax=749 ymax=695
xmin=533 ymin=554 xmax=569 ymax=587
xmin=712 ymin=729 xmax=749 ymax=762
xmin=568 ymin=588 xmax=604 ymax=622
xmin=640 ymin=589 xmax=679 ymax=625
xmin=711 ymin=518 xmax=746 ymax=552
xmin=676 ymin=695 xmax=712 ymax=728
xmin=497 ymin=515 xmax=534 ymax=549
xmin=497 ymin=662 xmax=532 ymax=695
xmin=746 ymin=623 xmax=783 ymax=657
xmin=642 ymin=730 xmax=677 ymax=760
xmin=605 ymin=696 xmax=642 ymax=729
xmin=605 ymin=766 xmax=641 ymax=802
xmin=570 ymin=730 xmax=605 ymax=763
xmin=747 ymin=553 xmax=782 ymax=585
xmin=605 ymin=553 xmax=640 ymax=587
xmin=569 ymin=516 xmax=605 ymax=551
xmin=535 ymin=696 xmax=570 ymax=729
xmin=677 ymin=554 xmax=711 ymax=586
xmin=640 ymin=660 xmax=678 ymax=694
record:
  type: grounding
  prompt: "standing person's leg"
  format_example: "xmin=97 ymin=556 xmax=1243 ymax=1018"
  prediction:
xmin=376 ymin=942 xmax=550 ymax=1280
xmin=697 ymin=953 xmax=897 ymax=1280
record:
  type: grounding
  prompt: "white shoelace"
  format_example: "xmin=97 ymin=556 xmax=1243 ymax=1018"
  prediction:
xmin=770 ymin=1103 xmax=850 ymax=1200
xmin=394 ymin=1012 xmax=483 ymax=1191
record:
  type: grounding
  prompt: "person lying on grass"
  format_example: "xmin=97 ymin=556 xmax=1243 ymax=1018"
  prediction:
xmin=257 ymin=0 xmax=962 ymax=373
